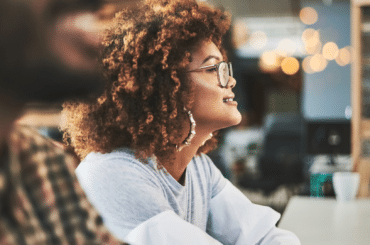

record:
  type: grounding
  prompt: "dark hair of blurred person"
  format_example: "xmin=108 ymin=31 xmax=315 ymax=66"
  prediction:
xmin=0 ymin=0 xmax=126 ymax=243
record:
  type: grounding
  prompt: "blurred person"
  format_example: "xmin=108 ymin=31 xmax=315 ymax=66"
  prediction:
xmin=0 ymin=0 xmax=126 ymax=243
xmin=62 ymin=0 xmax=301 ymax=244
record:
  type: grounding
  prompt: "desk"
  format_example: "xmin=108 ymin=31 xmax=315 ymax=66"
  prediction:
xmin=278 ymin=196 xmax=370 ymax=245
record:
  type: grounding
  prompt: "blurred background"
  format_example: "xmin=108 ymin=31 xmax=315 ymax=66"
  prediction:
xmin=18 ymin=0 xmax=363 ymax=214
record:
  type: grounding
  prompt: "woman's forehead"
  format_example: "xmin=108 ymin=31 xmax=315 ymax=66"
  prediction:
xmin=190 ymin=41 xmax=223 ymax=65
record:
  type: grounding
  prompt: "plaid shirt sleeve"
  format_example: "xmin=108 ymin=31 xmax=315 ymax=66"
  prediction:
xmin=0 ymin=125 xmax=128 ymax=245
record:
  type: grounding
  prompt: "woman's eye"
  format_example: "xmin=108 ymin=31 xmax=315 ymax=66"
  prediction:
xmin=206 ymin=67 xmax=217 ymax=73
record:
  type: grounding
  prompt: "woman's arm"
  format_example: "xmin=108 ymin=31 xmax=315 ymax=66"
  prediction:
xmin=125 ymin=210 xmax=223 ymax=245
xmin=206 ymin=180 xmax=301 ymax=245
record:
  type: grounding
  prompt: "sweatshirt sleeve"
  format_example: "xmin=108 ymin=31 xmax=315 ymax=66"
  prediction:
xmin=125 ymin=210 xmax=223 ymax=245
xmin=206 ymin=180 xmax=301 ymax=245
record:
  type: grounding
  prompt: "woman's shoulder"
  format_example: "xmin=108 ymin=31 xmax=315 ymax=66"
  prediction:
xmin=82 ymin=148 xmax=138 ymax=165
xmin=192 ymin=153 xmax=227 ymax=196
xmin=74 ymin=149 xmax=171 ymax=236
xmin=192 ymin=153 xmax=213 ymax=169
xmin=189 ymin=153 xmax=216 ymax=179
xmin=76 ymin=148 xmax=159 ymax=183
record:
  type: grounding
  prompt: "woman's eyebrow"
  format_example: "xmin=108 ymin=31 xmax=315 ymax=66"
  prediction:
xmin=201 ymin=55 xmax=221 ymax=65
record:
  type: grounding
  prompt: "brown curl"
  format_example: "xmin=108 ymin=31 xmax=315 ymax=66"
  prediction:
xmin=61 ymin=0 xmax=231 ymax=163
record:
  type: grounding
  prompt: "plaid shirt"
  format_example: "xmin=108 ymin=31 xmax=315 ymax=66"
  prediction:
xmin=0 ymin=125 xmax=126 ymax=245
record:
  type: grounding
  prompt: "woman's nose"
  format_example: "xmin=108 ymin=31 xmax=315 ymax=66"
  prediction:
xmin=228 ymin=76 xmax=236 ymax=89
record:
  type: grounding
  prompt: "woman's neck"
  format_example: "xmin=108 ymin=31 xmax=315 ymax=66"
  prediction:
xmin=161 ymin=130 xmax=211 ymax=184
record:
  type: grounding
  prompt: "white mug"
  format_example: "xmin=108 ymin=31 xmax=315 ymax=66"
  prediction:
xmin=332 ymin=172 xmax=360 ymax=202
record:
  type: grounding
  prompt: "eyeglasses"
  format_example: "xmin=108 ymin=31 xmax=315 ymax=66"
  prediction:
xmin=187 ymin=61 xmax=233 ymax=88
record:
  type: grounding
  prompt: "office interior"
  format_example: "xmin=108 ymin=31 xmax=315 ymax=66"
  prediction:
xmin=17 ymin=0 xmax=369 ymax=215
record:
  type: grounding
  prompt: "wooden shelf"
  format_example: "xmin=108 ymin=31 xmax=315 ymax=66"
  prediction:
xmin=352 ymin=0 xmax=370 ymax=197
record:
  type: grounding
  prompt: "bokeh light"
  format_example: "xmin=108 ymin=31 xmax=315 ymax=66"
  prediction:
xmin=281 ymin=57 xmax=300 ymax=75
xmin=232 ymin=20 xmax=249 ymax=49
xmin=300 ymin=7 xmax=318 ymax=25
xmin=302 ymin=29 xmax=320 ymax=44
xmin=322 ymin=42 xmax=339 ymax=60
xmin=305 ymin=41 xmax=322 ymax=55
xmin=302 ymin=56 xmax=314 ymax=74
xmin=249 ymin=31 xmax=268 ymax=50
xmin=302 ymin=29 xmax=321 ymax=54
xmin=335 ymin=47 xmax=351 ymax=66
xmin=302 ymin=28 xmax=317 ymax=40
xmin=275 ymin=49 xmax=288 ymax=57
xmin=310 ymin=53 xmax=327 ymax=72
xmin=277 ymin=39 xmax=297 ymax=56
xmin=259 ymin=51 xmax=280 ymax=72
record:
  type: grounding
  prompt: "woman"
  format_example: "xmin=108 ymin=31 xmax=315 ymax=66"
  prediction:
xmin=62 ymin=0 xmax=300 ymax=244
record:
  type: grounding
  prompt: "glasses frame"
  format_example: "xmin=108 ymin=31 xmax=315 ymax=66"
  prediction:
xmin=187 ymin=61 xmax=233 ymax=88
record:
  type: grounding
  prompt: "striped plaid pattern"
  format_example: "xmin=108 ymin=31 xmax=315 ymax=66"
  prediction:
xmin=0 ymin=125 xmax=126 ymax=245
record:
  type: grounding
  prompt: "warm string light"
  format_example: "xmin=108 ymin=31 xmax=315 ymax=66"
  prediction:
xmin=298 ymin=7 xmax=351 ymax=74
xmin=310 ymin=54 xmax=327 ymax=72
xmin=301 ymin=40 xmax=351 ymax=73
xmin=232 ymin=20 xmax=249 ymax=49
xmin=259 ymin=51 xmax=280 ymax=73
xmin=249 ymin=31 xmax=267 ymax=50
xmin=335 ymin=47 xmax=351 ymax=66
xmin=250 ymin=5 xmax=351 ymax=75
xmin=302 ymin=56 xmax=314 ymax=74
xmin=322 ymin=42 xmax=339 ymax=60
xmin=302 ymin=28 xmax=321 ymax=55
xmin=259 ymin=50 xmax=300 ymax=75
xmin=300 ymin=7 xmax=318 ymax=25
xmin=281 ymin=57 xmax=300 ymax=75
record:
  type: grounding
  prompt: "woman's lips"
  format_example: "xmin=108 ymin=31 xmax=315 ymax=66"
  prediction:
xmin=223 ymin=98 xmax=238 ymax=106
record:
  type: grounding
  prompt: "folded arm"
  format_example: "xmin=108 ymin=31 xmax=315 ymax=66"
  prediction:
xmin=206 ymin=180 xmax=301 ymax=245
xmin=125 ymin=210 xmax=223 ymax=245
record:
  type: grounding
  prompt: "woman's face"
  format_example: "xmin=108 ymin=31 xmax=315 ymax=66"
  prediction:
xmin=187 ymin=40 xmax=242 ymax=132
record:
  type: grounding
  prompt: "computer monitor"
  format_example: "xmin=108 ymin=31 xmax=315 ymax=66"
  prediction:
xmin=305 ymin=120 xmax=351 ymax=156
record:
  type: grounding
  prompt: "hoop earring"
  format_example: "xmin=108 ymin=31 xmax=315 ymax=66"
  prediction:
xmin=176 ymin=109 xmax=196 ymax=152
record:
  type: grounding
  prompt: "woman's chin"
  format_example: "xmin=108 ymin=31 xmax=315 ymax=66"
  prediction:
xmin=218 ymin=111 xmax=243 ymax=130
xmin=231 ymin=112 xmax=243 ymax=126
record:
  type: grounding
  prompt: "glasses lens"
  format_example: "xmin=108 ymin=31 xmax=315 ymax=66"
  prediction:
xmin=229 ymin=62 xmax=233 ymax=78
xmin=219 ymin=62 xmax=229 ymax=87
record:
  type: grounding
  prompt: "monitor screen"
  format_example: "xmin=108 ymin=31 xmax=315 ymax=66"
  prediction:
xmin=306 ymin=120 xmax=351 ymax=155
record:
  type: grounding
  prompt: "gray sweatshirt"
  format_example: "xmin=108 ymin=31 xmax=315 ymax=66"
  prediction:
xmin=76 ymin=148 xmax=301 ymax=245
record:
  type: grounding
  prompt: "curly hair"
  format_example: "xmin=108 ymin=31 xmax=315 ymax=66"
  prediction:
xmin=61 ymin=0 xmax=231 ymax=163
